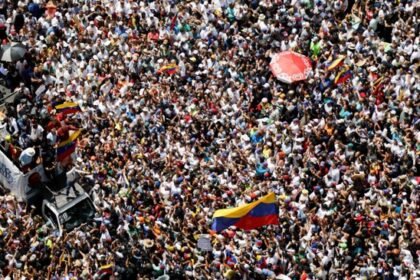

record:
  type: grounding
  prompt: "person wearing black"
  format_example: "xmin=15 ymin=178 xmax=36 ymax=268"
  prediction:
xmin=13 ymin=6 xmax=25 ymax=35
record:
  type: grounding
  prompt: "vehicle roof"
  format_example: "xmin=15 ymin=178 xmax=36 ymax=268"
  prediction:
xmin=48 ymin=183 xmax=89 ymax=212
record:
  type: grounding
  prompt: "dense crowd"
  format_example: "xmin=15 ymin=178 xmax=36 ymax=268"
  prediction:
xmin=0 ymin=0 xmax=419 ymax=279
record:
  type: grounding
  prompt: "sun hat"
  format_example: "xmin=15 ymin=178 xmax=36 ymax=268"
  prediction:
xmin=143 ymin=239 xmax=154 ymax=248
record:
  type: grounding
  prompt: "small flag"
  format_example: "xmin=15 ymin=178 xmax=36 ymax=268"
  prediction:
xmin=373 ymin=76 xmax=386 ymax=95
xmin=57 ymin=141 xmax=76 ymax=160
xmin=97 ymin=264 xmax=113 ymax=277
xmin=327 ymin=55 xmax=345 ymax=71
xmin=335 ymin=68 xmax=352 ymax=85
xmin=55 ymin=102 xmax=81 ymax=115
xmin=373 ymin=76 xmax=384 ymax=87
xmin=211 ymin=193 xmax=279 ymax=232
xmin=56 ymin=130 xmax=81 ymax=161
xmin=225 ymin=250 xmax=237 ymax=266
xmin=157 ymin=63 xmax=178 ymax=75
xmin=170 ymin=14 xmax=178 ymax=31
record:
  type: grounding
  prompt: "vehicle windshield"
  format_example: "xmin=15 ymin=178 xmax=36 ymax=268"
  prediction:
xmin=59 ymin=198 xmax=95 ymax=231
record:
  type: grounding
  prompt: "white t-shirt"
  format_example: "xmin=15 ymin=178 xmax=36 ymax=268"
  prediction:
xmin=29 ymin=124 xmax=44 ymax=141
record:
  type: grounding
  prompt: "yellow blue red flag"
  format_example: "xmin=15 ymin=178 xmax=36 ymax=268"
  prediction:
xmin=335 ymin=67 xmax=353 ymax=85
xmin=157 ymin=63 xmax=178 ymax=75
xmin=212 ymin=193 xmax=279 ymax=232
xmin=56 ymin=130 xmax=81 ymax=161
xmin=55 ymin=102 xmax=81 ymax=115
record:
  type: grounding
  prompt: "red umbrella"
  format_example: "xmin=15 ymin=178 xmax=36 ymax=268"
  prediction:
xmin=270 ymin=51 xmax=312 ymax=84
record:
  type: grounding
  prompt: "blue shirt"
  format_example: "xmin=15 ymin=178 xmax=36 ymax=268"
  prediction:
xmin=251 ymin=133 xmax=263 ymax=144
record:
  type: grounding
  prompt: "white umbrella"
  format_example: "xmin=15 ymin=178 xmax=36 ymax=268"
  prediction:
xmin=0 ymin=42 xmax=27 ymax=62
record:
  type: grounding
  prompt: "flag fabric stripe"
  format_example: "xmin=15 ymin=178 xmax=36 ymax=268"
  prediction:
xmin=170 ymin=14 xmax=177 ymax=30
xmin=334 ymin=68 xmax=347 ymax=83
xmin=57 ymin=130 xmax=81 ymax=148
xmin=327 ymin=56 xmax=345 ymax=71
xmin=57 ymin=141 xmax=76 ymax=155
xmin=211 ymin=217 xmax=240 ymax=230
xmin=157 ymin=63 xmax=178 ymax=75
xmin=100 ymin=264 xmax=112 ymax=270
xmin=213 ymin=193 xmax=276 ymax=218
xmin=55 ymin=102 xmax=80 ymax=110
xmin=55 ymin=102 xmax=81 ymax=115
xmin=373 ymin=76 xmax=384 ymax=87
xmin=373 ymin=76 xmax=385 ymax=93
xmin=233 ymin=214 xmax=279 ymax=231
xmin=334 ymin=68 xmax=352 ymax=85
xmin=166 ymin=68 xmax=177 ymax=75
xmin=211 ymin=193 xmax=279 ymax=231
xmin=335 ymin=71 xmax=352 ymax=85
xmin=57 ymin=142 xmax=76 ymax=161
xmin=211 ymin=211 xmax=279 ymax=232
xmin=246 ymin=202 xmax=278 ymax=217
xmin=57 ymin=107 xmax=80 ymax=115
xmin=373 ymin=77 xmax=386 ymax=95
xmin=98 ymin=264 xmax=113 ymax=276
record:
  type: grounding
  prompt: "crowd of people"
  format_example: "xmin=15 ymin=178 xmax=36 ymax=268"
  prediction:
xmin=0 ymin=0 xmax=419 ymax=279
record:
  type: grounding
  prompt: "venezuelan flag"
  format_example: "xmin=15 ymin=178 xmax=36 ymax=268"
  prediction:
xmin=97 ymin=264 xmax=113 ymax=276
xmin=212 ymin=193 xmax=279 ymax=232
xmin=170 ymin=14 xmax=178 ymax=31
xmin=335 ymin=68 xmax=353 ymax=85
xmin=56 ymin=130 xmax=81 ymax=161
xmin=157 ymin=63 xmax=178 ymax=75
xmin=55 ymin=102 xmax=81 ymax=115
xmin=57 ymin=142 xmax=76 ymax=161
xmin=327 ymin=55 xmax=345 ymax=71
xmin=373 ymin=76 xmax=385 ymax=94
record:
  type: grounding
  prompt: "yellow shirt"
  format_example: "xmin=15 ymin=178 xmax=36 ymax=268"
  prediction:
xmin=224 ymin=269 xmax=235 ymax=279
xmin=263 ymin=148 xmax=272 ymax=158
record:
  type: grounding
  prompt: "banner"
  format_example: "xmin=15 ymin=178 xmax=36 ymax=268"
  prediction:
xmin=22 ymin=164 xmax=48 ymax=198
xmin=197 ymin=235 xmax=212 ymax=251
xmin=0 ymin=149 xmax=24 ymax=196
